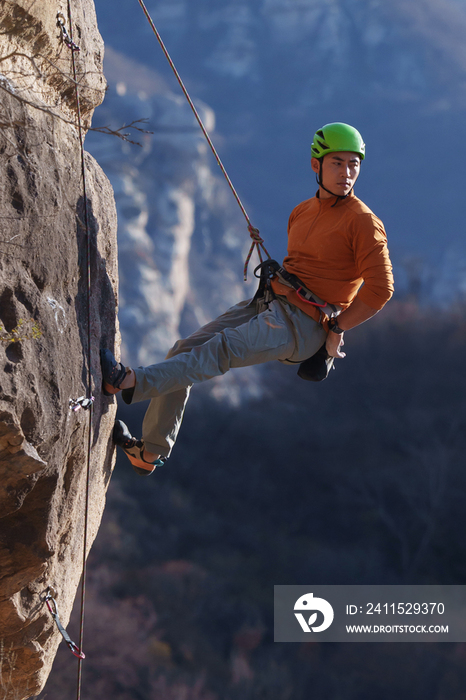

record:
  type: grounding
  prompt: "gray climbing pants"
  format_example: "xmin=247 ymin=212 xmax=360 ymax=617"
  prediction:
xmin=131 ymin=296 xmax=327 ymax=457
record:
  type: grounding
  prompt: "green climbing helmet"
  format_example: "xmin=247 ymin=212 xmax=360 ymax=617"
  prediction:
xmin=311 ymin=123 xmax=365 ymax=160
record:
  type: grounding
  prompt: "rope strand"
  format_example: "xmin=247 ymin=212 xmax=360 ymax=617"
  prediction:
xmin=135 ymin=0 xmax=270 ymax=278
xmin=62 ymin=5 xmax=94 ymax=699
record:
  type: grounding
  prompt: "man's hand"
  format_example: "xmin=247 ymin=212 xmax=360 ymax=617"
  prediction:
xmin=326 ymin=331 xmax=346 ymax=358
xmin=324 ymin=297 xmax=380 ymax=359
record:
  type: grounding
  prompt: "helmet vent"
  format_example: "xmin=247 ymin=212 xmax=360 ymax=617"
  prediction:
xmin=316 ymin=137 xmax=329 ymax=149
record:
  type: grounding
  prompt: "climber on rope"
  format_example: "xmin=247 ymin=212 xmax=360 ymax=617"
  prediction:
xmin=100 ymin=122 xmax=394 ymax=476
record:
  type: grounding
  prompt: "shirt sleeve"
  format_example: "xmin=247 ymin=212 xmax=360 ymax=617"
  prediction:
xmin=351 ymin=213 xmax=394 ymax=310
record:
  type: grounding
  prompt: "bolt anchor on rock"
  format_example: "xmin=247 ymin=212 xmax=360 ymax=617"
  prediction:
xmin=44 ymin=588 xmax=85 ymax=659
xmin=69 ymin=396 xmax=95 ymax=412
xmin=57 ymin=13 xmax=80 ymax=52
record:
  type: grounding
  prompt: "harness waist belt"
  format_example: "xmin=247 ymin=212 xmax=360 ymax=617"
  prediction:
xmin=257 ymin=260 xmax=340 ymax=317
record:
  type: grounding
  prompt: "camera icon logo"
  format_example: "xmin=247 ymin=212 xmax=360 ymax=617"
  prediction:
xmin=294 ymin=593 xmax=334 ymax=632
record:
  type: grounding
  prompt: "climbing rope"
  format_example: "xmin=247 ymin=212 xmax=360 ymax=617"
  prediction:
xmin=58 ymin=7 xmax=94 ymax=700
xmin=135 ymin=0 xmax=271 ymax=279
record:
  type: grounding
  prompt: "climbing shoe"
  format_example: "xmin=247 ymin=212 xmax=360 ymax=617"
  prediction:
xmin=112 ymin=420 xmax=165 ymax=476
xmin=100 ymin=348 xmax=131 ymax=396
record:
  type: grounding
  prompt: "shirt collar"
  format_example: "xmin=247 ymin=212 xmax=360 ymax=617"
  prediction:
xmin=315 ymin=189 xmax=355 ymax=206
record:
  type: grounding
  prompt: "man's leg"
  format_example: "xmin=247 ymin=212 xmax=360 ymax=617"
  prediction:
xmin=140 ymin=299 xmax=259 ymax=457
xmin=136 ymin=297 xmax=325 ymax=457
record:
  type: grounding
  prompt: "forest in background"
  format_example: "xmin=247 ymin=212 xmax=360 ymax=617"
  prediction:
xmin=37 ymin=304 xmax=466 ymax=700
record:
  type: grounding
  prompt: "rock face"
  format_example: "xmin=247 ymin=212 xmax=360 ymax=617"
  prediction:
xmin=0 ymin=2 xmax=118 ymax=698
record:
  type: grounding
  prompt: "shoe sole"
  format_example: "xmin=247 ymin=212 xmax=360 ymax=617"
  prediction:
xmin=103 ymin=381 xmax=120 ymax=396
xmin=100 ymin=349 xmax=126 ymax=396
xmin=124 ymin=450 xmax=157 ymax=472
xmin=112 ymin=420 xmax=159 ymax=475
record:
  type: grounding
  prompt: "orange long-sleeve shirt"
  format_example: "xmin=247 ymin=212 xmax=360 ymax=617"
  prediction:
xmin=271 ymin=190 xmax=394 ymax=320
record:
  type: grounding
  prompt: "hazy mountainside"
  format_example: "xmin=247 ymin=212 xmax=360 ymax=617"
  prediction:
xmin=87 ymin=0 xmax=466 ymax=363
xmin=93 ymin=0 xmax=466 ymax=268
xmin=86 ymin=48 xmax=256 ymax=368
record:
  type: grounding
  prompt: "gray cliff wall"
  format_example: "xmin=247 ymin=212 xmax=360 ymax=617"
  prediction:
xmin=0 ymin=2 xmax=118 ymax=698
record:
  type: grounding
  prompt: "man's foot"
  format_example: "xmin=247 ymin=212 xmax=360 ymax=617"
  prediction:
xmin=112 ymin=420 xmax=165 ymax=476
xmin=100 ymin=349 xmax=134 ymax=396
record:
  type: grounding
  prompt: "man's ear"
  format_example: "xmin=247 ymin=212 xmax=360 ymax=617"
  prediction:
xmin=311 ymin=157 xmax=321 ymax=174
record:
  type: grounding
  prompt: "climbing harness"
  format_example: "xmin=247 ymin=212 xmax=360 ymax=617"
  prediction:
xmin=254 ymin=259 xmax=340 ymax=318
xmin=135 ymin=0 xmax=270 ymax=280
xmin=253 ymin=259 xmax=338 ymax=382
xmin=44 ymin=588 xmax=85 ymax=660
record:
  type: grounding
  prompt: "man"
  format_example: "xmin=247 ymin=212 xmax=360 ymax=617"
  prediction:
xmin=101 ymin=123 xmax=394 ymax=475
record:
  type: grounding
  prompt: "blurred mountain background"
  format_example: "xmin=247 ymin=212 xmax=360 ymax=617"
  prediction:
xmin=85 ymin=0 xmax=466 ymax=365
xmin=37 ymin=2 xmax=466 ymax=699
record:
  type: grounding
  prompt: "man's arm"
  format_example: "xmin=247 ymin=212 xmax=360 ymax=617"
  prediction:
xmin=325 ymin=297 xmax=378 ymax=358
xmin=325 ymin=211 xmax=394 ymax=358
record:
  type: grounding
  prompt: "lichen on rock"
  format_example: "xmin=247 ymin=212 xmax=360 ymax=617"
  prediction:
xmin=0 ymin=2 xmax=118 ymax=698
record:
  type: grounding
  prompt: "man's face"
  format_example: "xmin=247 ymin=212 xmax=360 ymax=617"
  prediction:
xmin=311 ymin=152 xmax=361 ymax=198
